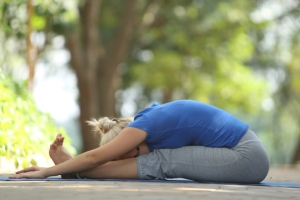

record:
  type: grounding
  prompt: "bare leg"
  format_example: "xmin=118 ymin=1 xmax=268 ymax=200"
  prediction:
xmin=78 ymin=158 xmax=138 ymax=179
xmin=49 ymin=134 xmax=139 ymax=179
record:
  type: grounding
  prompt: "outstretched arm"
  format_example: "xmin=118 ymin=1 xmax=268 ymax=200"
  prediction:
xmin=10 ymin=127 xmax=147 ymax=179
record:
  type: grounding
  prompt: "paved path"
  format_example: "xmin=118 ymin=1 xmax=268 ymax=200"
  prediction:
xmin=1 ymin=167 xmax=299 ymax=200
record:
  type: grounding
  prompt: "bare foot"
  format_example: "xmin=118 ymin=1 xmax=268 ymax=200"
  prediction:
xmin=49 ymin=134 xmax=73 ymax=165
xmin=49 ymin=134 xmax=76 ymax=179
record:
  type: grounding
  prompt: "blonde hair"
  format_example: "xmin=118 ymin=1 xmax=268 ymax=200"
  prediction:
xmin=86 ymin=117 xmax=133 ymax=146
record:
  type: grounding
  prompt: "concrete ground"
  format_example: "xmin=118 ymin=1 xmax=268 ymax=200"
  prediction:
xmin=0 ymin=167 xmax=299 ymax=200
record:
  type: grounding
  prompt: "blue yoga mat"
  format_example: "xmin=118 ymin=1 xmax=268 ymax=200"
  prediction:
xmin=0 ymin=177 xmax=299 ymax=188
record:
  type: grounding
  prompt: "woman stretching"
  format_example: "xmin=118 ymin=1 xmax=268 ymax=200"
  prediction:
xmin=10 ymin=100 xmax=269 ymax=183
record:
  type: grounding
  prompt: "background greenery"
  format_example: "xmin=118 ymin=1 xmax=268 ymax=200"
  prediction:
xmin=0 ymin=71 xmax=76 ymax=168
xmin=0 ymin=0 xmax=299 ymax=166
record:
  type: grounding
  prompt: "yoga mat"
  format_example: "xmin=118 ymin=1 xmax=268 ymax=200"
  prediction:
xmin=0 ymin=177 xmax=299 ymax=188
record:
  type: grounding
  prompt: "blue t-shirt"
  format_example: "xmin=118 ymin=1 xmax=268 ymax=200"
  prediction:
xmin=127 ymin=100 xmax=249 ymax=152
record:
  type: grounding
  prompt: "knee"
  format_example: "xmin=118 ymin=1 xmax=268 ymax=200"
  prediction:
xmin=245 ymin=150 xmax=270 ymax=183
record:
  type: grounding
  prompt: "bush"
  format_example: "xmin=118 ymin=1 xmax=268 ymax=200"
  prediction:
xmin=0 ymin=72 xmax=76 ymax=168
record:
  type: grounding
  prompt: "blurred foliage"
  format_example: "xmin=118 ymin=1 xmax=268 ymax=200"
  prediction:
xmin=0 ymin=0 xmax=78 ymax=74
xmin=125 ymin=0 xmax=269 ymax=114
xmin=247 ymin=0 xmax=300 ymax=164
xmin=0 ymin=71 xmax=76 ymax=168
xmin=0 ymin=0 xmax=78 ymax=36
xmin=0 ymin=0 xmax=299 ymax=164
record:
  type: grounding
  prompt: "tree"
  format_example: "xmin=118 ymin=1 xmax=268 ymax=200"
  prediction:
xmin=26 ymin=0 xmax=36 ymax=91
xmin=65 ymin=0 xmax=140 ymax=151
xmin=0 ymin=0 xmax=164 ymax=151
xmin=0 ymin=72 xmax=76 ymax=168
xmin=249 ymin=0 xmax=300 ymax=164
xmin=125 ymin=0 xmax=268 ymax=113
xmin=1 ymin=0 xmax=271 ymax=152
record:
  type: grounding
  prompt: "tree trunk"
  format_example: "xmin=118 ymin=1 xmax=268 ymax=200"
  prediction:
xmin=26 ymin=0 xmax=36 ymax=92
xmin=292 ymin=115 xmax=300 ymax=165
xmin=293 ymin=138 xmax=300 ymax=164
xmin=66 ymin=0 xmax=137 ymax=152
xmin=98 ymin=0 xmax=137 ymax=117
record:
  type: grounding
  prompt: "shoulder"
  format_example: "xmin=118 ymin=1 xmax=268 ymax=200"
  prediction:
xmin=123 ymin=127 xmax=147 ymax=136
xmin=127 ymin=114 xmax=153 ymax=134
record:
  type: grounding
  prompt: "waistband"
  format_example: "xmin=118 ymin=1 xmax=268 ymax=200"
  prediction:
xmin=234 ymin=129 xmax=261 ymax=147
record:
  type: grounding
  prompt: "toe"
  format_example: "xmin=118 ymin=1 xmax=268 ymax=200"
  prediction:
xmin=55 ymin=137 xmax=60 ymax=146
xmin=58 ymin=137 xmax=65 ymax=146
xmin=50 ymin=140 xmax=56 ymax=147
xmin=50 ymin=144 xmax=56 ymax=150
xmin=61 ymin=137 xmax=65 ymax=144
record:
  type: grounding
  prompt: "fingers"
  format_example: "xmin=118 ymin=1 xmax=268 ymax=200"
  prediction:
xmin=15 ymin=166 xmax=37 ymax=174
xmin=9 ymin=173 xmax=29 ymax=179
xmin=9 ymin=173 xmax=38 ymax=179
xmin=9 ymin=174 xmax=22 ymax=179
xmin=10 ymin=170 xmax=46 ymax=179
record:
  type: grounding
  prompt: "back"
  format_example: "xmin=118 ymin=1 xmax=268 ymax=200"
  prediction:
xmin=127 ymin=100 xmax=248 ymax=151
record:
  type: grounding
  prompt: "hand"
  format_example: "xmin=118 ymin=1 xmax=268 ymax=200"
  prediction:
xmin=16 ymin=166 xmax=46 ymax=174
xmin=9 ymin=166 xmax=47 ymax=179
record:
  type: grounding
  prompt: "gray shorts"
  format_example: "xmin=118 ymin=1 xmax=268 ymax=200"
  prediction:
xmin=137 ymin=130 xmax=269 ymax=183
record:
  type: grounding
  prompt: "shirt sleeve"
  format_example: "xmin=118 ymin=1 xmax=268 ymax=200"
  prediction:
xmin=127 ymin=115 xmax=153 ymax=139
